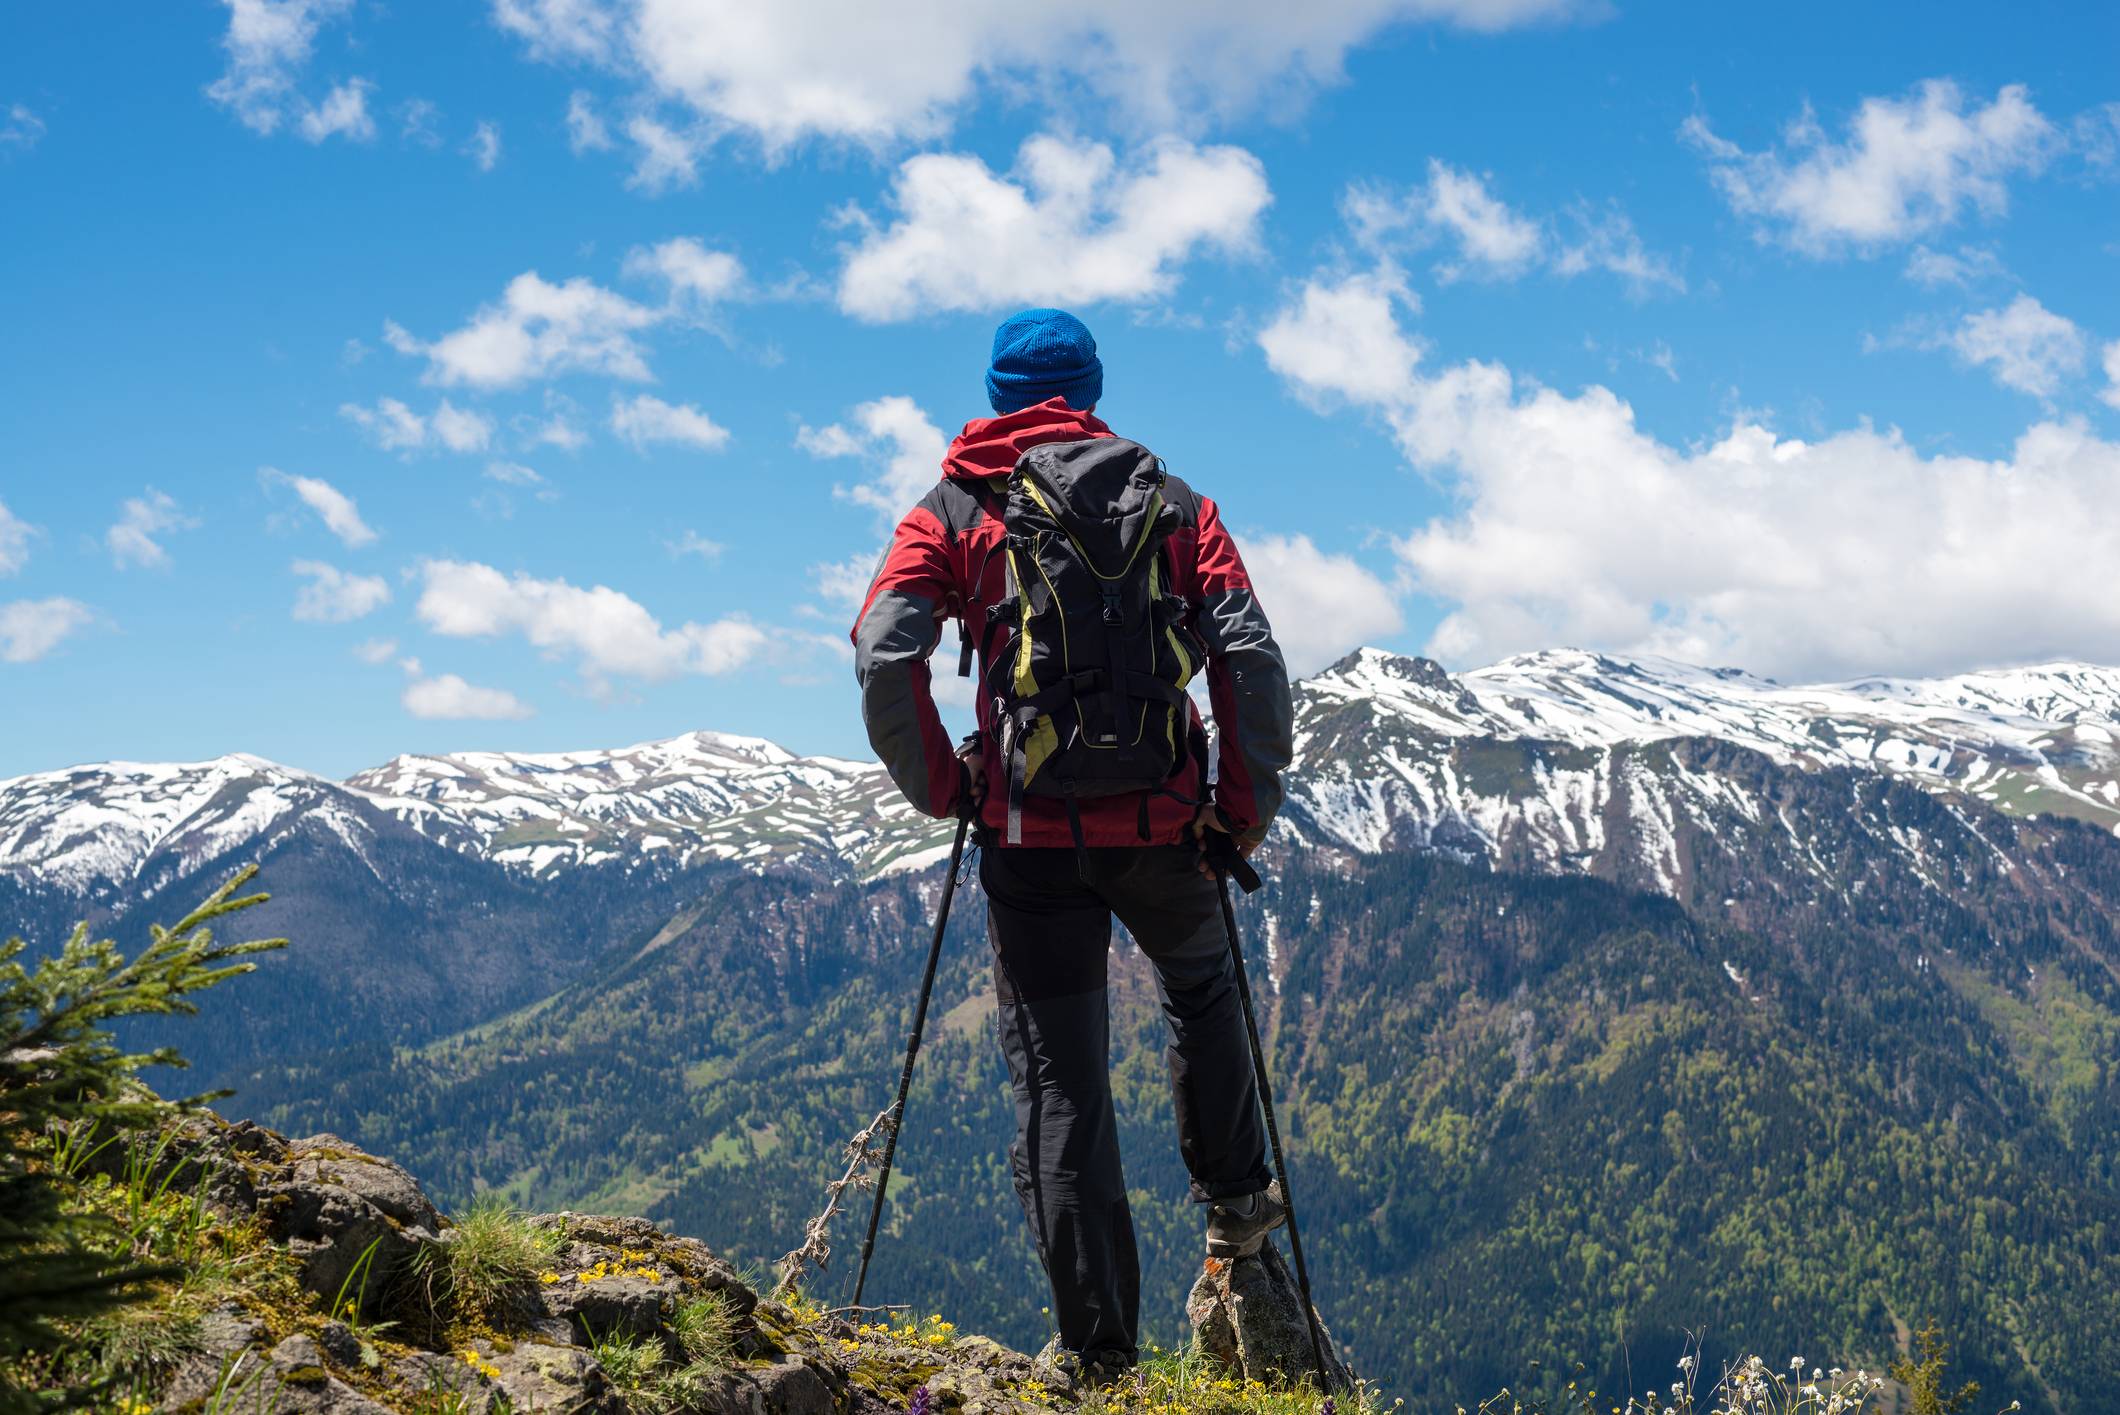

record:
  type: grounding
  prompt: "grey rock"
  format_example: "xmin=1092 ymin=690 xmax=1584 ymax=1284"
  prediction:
xmin=538 ymin=1271 xmax=680 ymax=1344
xmin=755 ymin=1359 xmax=836 ymax=1415
xmin=391 ymin=1352 xmax=506 ymax=1415
xmin=258 ymin=1135 xmax=443 ymax=1311
xmin=545 ymin=1213 xmax=758 ymax=1318
xmin=92 ymin=1114 xmax=290 ymax=1218
xmin=240 ymin=1334 xmax=394 ymax=1415
xmin=155 ymin=1307 xmax=267 ymax=1412
xmin=270 ymin=1334 xmax=328 ymax=1371
xmin=316 ymin=1322 xmax=365 ymax=1368
xmin=677 ymin=1370 xmax=772 ymax=1415
xmin=1186 ymin=1243 xmax=1355 ymax=1391
xmin=485 ymin=1340 xmax=626 ymax=1415
xmin=955 ymin=1335 xmax=1036 ymax=1379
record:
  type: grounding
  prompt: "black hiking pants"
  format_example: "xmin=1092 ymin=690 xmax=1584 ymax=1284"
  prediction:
xmin=981 ymin=842 xmax=1273 ymax=1366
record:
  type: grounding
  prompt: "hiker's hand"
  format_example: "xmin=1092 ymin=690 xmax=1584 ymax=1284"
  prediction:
xmin=955 ymin=741 xmax=987 ymax=812
xmin=1191 ymin=804 xmax=1255 ymax=879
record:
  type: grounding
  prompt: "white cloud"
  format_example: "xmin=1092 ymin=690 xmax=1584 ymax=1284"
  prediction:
xmin=836 ymin=134 xmax=1270 ymax=321
xmin=1258 ymin=266 xmax=1425 ymax=408
xmin=484 ymin=460 xmax=546 ymax=487
xmin=2076 ymin=102 xmax=2120 ymax=171
xmin=297 ymin=78 xmax=375 ymax=143
xmin=622 ymin=237 xmax=744 ymax=310
xmin=465 ymin=118 xmax=503 ymax=171
xmin=535 ymin=417 xmax=587 ymax=449
xmin=353 ymin=636 xmax=399 ymax=664
xmin=1416 ymin=160 xmax=1542 ymax=279
xmin=810 ymin=552 xmax=877 ymax=614
xmin=670 ymin=530 xmax=724 ymax=560
xmin=610 ymin=394 xmax=731 ymax=451
xmin=431 ymin=401 xmax=496 ymax=452
xmin=1260 ymin=263 xmax=2120 ymax=682
xmin=798 ymin=396 xmax=947 ymax=519
xmin=1 ymin=103 xmax=46 ymax=151
xmin=1552 ymin=203 xmax=1685 ymax=295
xmin=1938 ymin=294 xmax=2087 ymax=399
xmin=2103 ymin=341 xmax=2120 ymax=412
xmin=397 ymin=97 xmax=441 ymax=147
xmin=1349 ymin=166 xmax=1679 ymax=293
xmin=402 ymin=672 xmax=534 ymax=720
xmin=0 ymin=500 xmax=36 ymax=575
xmin=1902 ymin=243 xmax=2008 ymax=288
xmin=341 ymin=396 xmax=426 ymax=450
xmin=492 ymin=0 xmax=618 ymax=63
xmin=1239 ymin=533 xmax=1403 ymax=677
xmin=565 ymin=89 xmax=611 ymax=152
xmin=522 ymin=395 xmax=590 ymax=450
xmin=1684 ymin=80 xmax=2056 ymax=255
xmin=264 ymin=469 xmax=377 ymax=546
xmin=494 ymin=0 xmax=1586 ymax=154
xmin=0 ymin=598 xmax=94 ymax=663
xmin=291 ymin=560 xmax=391 ymax=622
xmin=415 ymin=558 xmax=767 ymax=683
xmin=626 ymin=116 xmax=699 ymax=193
xmin=383 ymin=246 xmax=742 ymax=394
xmin=384 ymin=273 xmax=661 ymax=388
xmin=205 ymin=0 xmax=355 ymax=134
xmin=106 ymin=489 xmax=195 ymax=570
xmin=340 ymin=396 xmax=495 ymax=452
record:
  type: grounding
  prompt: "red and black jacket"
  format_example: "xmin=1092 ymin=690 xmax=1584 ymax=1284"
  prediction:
xmin=850 ymin=398 xmax=1293 ymax=848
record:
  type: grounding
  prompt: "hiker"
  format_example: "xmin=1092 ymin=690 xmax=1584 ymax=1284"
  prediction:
xmin=850 ymin=309 xmax=1296 ymax=1381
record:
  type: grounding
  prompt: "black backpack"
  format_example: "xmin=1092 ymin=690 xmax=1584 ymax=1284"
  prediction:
xmin=967 ymin=437 xmax=1208 ymax=846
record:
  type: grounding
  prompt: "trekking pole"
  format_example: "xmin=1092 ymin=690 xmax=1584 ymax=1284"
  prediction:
xmin=850 ymin=810 xmax=973 ymax=1309
xmin=1205 ymin=832 xmax=1333 ymax=1391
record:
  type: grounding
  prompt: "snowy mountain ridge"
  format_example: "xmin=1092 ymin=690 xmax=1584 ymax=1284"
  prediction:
xmin=1329 ymin=648 xmax=2120 ymax=814
xmin=5 ymin=648 xmax=2117 ymax=901
xmin=1285 ymin=648 xmax=2120 ymax=896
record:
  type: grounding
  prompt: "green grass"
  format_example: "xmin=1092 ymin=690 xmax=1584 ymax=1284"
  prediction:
xmin=669 ymin=1292 xmax=740 ymax=1372
xmin=417 ymin=1194 xmax=564 ymax=1322
xmin=581 ymin=1324 xmax=664 ymax=1392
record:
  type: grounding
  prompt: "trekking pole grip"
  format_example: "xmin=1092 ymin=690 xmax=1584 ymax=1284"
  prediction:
xmin=1204 ymin=829 xmax=1264 ymax=894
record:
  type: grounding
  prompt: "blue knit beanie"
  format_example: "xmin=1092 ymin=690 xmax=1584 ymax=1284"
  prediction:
xmin=985 ymin=308 xmax=1103 ymax=414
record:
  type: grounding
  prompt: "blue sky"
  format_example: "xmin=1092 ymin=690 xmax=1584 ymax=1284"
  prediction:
xmin=4 ymin=1 xmax=2119 ymax=779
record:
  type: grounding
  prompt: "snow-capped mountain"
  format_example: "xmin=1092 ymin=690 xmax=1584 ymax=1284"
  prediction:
xmin=0 ymin=731 xmax=948 ymax=901
xmin=0 ymin=754 xmax=376 ymax=902
xmin=1284 ymin=647 xmax=2120 ymax=894
xmin=5 ymin=649 xmax=2117 ymax=903
xmin=345 ymin=730 xmax=947 ymax=879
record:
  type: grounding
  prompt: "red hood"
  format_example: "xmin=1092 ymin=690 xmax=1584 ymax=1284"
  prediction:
xmin=941 ymin=398 xmax=1111 ymax=482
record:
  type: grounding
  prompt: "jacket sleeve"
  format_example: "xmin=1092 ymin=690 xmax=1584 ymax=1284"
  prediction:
xmin=1189 ymin=495 xmax=1294 ymax=846
xmin=851 ymin=505 xmax=963 ymax=819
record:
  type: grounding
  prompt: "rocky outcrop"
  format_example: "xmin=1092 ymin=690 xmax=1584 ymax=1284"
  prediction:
xmin=1186 ymin=1245 xmax=1355 ymax=1392
xmin=262 ymin=1136 xmax=446 ymax=1306
xmin=122 ymin=1113 xmax=1065 ymax=1415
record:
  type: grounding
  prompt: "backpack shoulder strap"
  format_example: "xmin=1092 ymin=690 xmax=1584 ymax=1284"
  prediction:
xmin=919 ymin=477 xmax=1004 ymax=543
xmin=1157 ymin=469 xmax=1202 ymax=603
xmin=1159 ymin=470 xmax=1201 ymax=529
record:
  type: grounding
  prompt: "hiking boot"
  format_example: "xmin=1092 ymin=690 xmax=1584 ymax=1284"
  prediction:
xmin=1206 ymin=1180 xmax=1288 ymax=1259
xmin=1033 ymin=1337 xmax=1137 ymax=1391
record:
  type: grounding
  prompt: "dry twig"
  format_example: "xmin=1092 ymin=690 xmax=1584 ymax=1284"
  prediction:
xmin=775 ymin=1105 xmax=896 ymax=1294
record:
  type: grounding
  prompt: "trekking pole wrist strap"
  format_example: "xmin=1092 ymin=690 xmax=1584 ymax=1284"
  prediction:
xmin=1204 ymin=829 xmax=1264 ymax=894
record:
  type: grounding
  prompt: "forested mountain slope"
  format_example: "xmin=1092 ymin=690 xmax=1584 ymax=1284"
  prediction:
xmin=7 ymin=649 xmax=2120 ymax=1407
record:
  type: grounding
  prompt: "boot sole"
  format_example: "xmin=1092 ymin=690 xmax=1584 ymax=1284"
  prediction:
xmin=1205 ymin=1213 xmax=1286 ymax=1259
